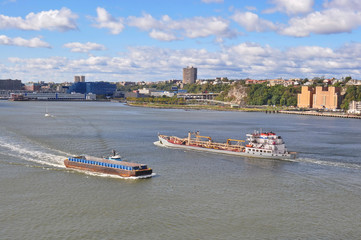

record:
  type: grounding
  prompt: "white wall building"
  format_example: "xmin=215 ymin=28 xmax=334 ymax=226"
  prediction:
xmin=23 ymin=92 xmax=96 ymax=100
xmin=348 ymin=100 xmax=361 ymax=114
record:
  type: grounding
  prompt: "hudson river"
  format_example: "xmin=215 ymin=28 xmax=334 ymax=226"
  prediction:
xmin=1 ymin=101 xmax=360 ymax=239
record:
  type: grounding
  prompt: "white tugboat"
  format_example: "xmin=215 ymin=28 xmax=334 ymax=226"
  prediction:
xmin=155 ymin=131 xmax=296 ymax=160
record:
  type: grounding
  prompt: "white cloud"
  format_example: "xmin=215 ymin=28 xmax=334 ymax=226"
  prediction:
xmin=323 ymin=0 xmax=361 ymax=11
xmin=63 ymin=42 xmax=106 ymax=53
xmin=179 ymin=16 xmax=237 ymax=39
xmin=0 ymin=35 xmax=51 ymax=48
xmin=0 ymin=8 xmax=78 ymax=31
xmin=286 ymin=46 xmax=335 ymax=59
xmin=127 ymin=13 xmax=159 ymax=31
xmin=201 ymin=0 xmax=224 ymax=3
xmin=5 ymin=43 xmax=361 ymax=82
xmin=92 ymin=7 xmax=124 ymax=34
xmin=127 ymin=13 xmax=237 ymax=41
xmin=265 ymin=0 xmax=314 ymax=15
xmin=280 ymin=8 xmax=361 ymax=37
xmin=231 ymin=11 xmax=277 ymax=32
xmin=149 ymin=30 xmax=179 ymax=41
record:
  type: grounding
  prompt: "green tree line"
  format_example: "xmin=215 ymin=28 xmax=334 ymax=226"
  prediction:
xmin=183 ymin=82 xmax=231 ymax=93
xmin=127 ymin=96 xmax=185 ymax=105
xmin=246 ymin=83 xmax=300 ymax=106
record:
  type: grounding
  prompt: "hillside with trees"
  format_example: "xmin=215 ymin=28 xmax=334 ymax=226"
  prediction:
xmin=341 ymin=85 xmax=361 ymax=110
xmin=246 ymin=83 xmax=300 ymax=106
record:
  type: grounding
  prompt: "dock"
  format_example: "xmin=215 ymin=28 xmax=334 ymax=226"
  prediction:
xmin=279 ymin=110 xmax=361 ymax=119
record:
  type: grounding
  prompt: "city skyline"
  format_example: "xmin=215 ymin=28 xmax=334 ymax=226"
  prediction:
xmin=1 ymin=0 xmax=361 ymax=82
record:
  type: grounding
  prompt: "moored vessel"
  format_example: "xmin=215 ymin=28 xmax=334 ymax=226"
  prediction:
xmin=155 ymin=131 xmax=296 ymax=160
xmin=64 ymin=154 xmax=152 ymax=178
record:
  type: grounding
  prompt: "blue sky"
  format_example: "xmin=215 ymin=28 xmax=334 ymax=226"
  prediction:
xmin=1 ymin=0 xmax=361 ymax=82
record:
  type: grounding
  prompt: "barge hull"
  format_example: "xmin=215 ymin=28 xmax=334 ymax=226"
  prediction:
xmin=64 ymin=160 xmax=152 ymax=177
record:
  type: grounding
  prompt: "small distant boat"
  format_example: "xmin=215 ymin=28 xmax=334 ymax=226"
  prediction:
xmin=64 ymin=152 xmax=152 ymax=178
xmin=155 ymin=131 xmax=296 ymax=160
xmin=44 ymin=104 xmax=51 ymax=117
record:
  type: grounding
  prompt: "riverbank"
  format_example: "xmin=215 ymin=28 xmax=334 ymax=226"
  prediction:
xmin=127 ymin=102 xmax=361 ymax=119
xmin=280 ymin=110 xmax=361 ymax=119
xmin=126 ymin=102 xmax=266 ymax=112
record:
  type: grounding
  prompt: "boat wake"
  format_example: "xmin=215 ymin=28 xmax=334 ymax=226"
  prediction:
xmin=293 ymin=157 xmax=361 ymax=170
xmin=0 ymin=135 xmax=67 ymax=168
xmin=153 ymin=141 xmax=164 ymax=147
xmin=155 ymin=141 xmax=361 ymax=170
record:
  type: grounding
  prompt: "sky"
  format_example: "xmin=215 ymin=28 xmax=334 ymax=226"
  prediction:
xmin=1 ymin=0 xmax=361 ymax=83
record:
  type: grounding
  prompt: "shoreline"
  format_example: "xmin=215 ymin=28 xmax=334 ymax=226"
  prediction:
xmin=127 ymin=102 xmax=361 ymax=119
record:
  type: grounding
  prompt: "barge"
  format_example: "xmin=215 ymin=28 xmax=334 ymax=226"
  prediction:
xmin=64 ymin=154 xmax=152 ymax=178
xmin=155 ymin=131 xmax=296 ymax=160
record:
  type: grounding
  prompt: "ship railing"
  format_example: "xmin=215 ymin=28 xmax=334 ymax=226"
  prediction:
xmin=188 ymin=139 xmax=244 ymax=150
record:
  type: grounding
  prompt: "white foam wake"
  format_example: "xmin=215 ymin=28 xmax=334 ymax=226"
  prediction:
xmin=0 ymin=135 xmax=155 ymax=179
xmin=292 ymin=157 xmax=361 ymax=170
xmin=0 ymin=136 xmax=66 ymax=168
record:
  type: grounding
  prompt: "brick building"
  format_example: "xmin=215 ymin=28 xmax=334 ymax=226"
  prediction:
xmin=298 ymin=86 xmax=341 ymax=110
xmin=183 ymin=66 xmax=197 ymax=84
xmin=298 ymin=86 xmax=314 ymax=108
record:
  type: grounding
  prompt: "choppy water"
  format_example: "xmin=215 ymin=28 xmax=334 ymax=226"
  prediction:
xmin=0 ymin=101 xmax=360 ymax=239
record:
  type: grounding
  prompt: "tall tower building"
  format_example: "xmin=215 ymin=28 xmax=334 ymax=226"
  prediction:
xmin=74 ymin=76 xmax=85 ymax=83
xmin=183 ymin=66 xmax=197 ymax=84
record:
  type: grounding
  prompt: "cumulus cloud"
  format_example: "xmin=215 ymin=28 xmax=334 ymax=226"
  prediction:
xmin=231 ymin=11 xmax=278 ymax=32
xmin=92 ymin=7 xmax=124 ymax=34
xmin=149 ymin=30 xmax=179 ymax=41
xmin=323 ymin=0 xmax=361 ymax=11
xmin=0 ymin=8 xmax=78 ymax=31
xmin=63 ymin=42 xmax=106 ymax=53
xmin=127 ymin=13 xmax=159 ymax=31
xmin=0 ymin=35 xmax=51 ymax=48
xmin=265 ymin=0 xmax=314 ymax=15
xmin=280 ymin=8 xmax=361 ymax=37
xmin=5 ymin=42 xmax=361 ymax=82
xmin=127 ymin=12 xmax=237 ymax=41
xmin=201 ymin=0 xmax=224 ymax=3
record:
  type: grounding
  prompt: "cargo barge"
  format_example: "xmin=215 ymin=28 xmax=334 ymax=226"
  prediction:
xmin=155 ymin=131 xmax=296 ymax=160
xmin=64 ymin=155 xmax=152 ymax=178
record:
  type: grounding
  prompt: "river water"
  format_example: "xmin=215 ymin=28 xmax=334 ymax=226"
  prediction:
xmin=0 ymin=101 xmax=360 ymax=239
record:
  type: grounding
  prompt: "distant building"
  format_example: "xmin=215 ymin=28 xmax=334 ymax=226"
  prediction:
xmin=68 ymin=82 xmax=116 ymax=95
xmin=138 ymin=88 xmax=155 ymax=95
xmin=298 ymin=86 xmax=314 ymax=108
xmin=10 ymin=92 xmax=96 ymax=101
xmin=24 ymin=83 xmax=41 ymax=92
xmin=313 ymin=86 xmax=341 ymax=109
xmin=125 ymin=90 xmax=145 ymax=98
xmin=0 ymin=79 xmax=22 ymax=90
xmin=245 ymin=79 xmax=267 ymax=85
xmin=138 ymin=88 xmax=175 ymax=97
xmin=346 ymin=79 xmax=361 ymax=85
xmin=183 ymin=66 xmax=197 ymax=84
xmin=119 ymin=81 xmax=136 ymax=86
xmin=177 ymin=92 xmax=219 ymax=100
xmin=297 ymin=86 xmax=341 ymax=109
xmin=74 ymin=76 xmax=85 ymax=83
xmin=348 ymin=101 xmax=361 ymax=114
xmin=267 ymin=79 xmax=285 ymax=86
